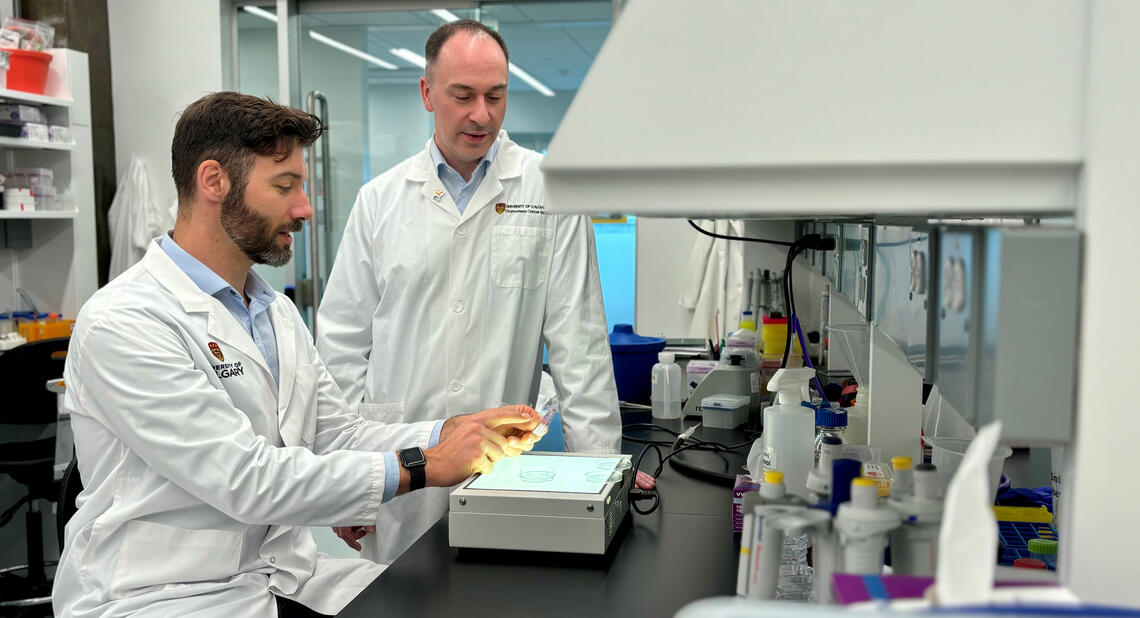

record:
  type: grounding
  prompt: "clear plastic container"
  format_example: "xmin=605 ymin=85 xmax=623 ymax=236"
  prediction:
xmin=776 ymin=533 xmax=812 ymax=601
xmin=651 ymin=351 xmax=682 ymax=419
xmin=929 ymin=437 xmax=1012 ymax=500
xmin=1 ymin=17 xmax=55 ymax=51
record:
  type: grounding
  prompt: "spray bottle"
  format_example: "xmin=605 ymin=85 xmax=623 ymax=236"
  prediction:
xmin=762 ymin=367 xmax=817 ymax=499
xmin=888 ymin=462 xmax=943 ymax=575
xmin=834 ymin=477 xmax=901 ymax=574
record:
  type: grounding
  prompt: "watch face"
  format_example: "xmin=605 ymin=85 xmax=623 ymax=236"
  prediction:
xmin=401 ymin=448 xmax=427 ymax=467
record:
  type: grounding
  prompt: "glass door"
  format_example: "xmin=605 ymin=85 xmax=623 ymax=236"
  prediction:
xmin=231 ymin=1 xmax=629 ymax=334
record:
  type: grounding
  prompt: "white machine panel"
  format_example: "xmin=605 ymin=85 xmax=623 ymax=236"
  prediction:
xmin=450 ymin=453 xmax=633 ymax=555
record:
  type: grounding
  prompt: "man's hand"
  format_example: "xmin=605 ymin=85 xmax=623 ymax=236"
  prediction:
xmin=426 ymin=405 xmax=540 ymax=487
xmin=333 ymin=525 xmax=375 ymax=551
xmin=635 ymin=469 xmax=656 ymax=490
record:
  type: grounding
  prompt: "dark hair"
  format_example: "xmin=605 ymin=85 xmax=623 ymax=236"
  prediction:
xmin=424 ymin=19 xmax=509 ymax=81
xmin=171 ymin=92 xmax=322 ymax=207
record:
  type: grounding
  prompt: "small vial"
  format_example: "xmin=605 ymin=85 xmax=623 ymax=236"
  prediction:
xmin=891 ymin=456 xmax=914 ymax=500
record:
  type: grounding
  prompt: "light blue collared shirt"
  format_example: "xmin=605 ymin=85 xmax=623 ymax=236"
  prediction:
xmin=159 ymin=235 xmax=440 ymax=503
xmin=429 ymin=133 xmax=501 ymax=214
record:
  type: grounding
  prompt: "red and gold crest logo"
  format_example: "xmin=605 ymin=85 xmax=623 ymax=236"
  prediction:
xmin=495 ymin=202 xmax=507 ymax=214
xmin=208 ymin=342 xmax=224 ymax=362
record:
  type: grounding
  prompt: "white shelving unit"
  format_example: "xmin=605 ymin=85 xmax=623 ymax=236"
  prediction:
xmin=0 ymin=49 xmax=96 ymax=317
xmin=0 ymin=136 xmax=74 ymax=151
xmin=0 ymin=210 xmax=77 ymax=220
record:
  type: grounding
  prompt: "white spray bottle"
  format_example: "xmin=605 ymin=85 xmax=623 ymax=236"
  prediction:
xmin=760 ymin=367 xmax=816 ymax=499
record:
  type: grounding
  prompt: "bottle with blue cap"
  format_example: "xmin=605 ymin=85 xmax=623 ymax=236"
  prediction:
xmin=813 ymin=405 xmax=848 ymax=469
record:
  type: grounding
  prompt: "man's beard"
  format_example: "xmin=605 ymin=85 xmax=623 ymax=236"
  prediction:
xmin=220 ymin=186 xmax=303 ymax=267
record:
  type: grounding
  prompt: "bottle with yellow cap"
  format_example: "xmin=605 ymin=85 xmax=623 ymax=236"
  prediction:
xmin=887 ymin=463 xmax=943 ymax=575
xmin=890 ymin=456 xmax=914 ymax=501
xmin=834 ymin=476 xmax=902 ymax=574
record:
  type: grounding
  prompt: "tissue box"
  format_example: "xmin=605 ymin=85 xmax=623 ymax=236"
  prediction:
xmin=832 ymin=573 xmax=1058 ymax=605
xmin=832 ymin=573 xmax=935 ymax=604
xmin=732 ymin=474 xmax=762 ymax=532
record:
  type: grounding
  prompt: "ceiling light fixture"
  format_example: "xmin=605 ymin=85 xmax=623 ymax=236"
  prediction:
xmin=431 ymin=9 xmax=461 ymax=23
xmin=390 ymin=48 xmax=428 ymax=69
xmin=242 ymin=5 xmax=278 ymax=23
xmin=308 ymin=31 xmax=398 ymax=70
xmin=429 ymin=9 xmax=555 ymax=96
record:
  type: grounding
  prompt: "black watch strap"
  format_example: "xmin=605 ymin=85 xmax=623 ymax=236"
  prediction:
xmin=399 ymin=447 xmax=427 ymax=491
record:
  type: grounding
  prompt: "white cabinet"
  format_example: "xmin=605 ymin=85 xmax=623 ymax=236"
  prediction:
xmin=0 ymin=49 xmax=96 ymax=317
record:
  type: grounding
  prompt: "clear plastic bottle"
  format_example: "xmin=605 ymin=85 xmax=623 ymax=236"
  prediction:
xmin=776 ymin=532 xmax=813 ymax=602
xmin=651 ymin=351 xmax=682 ymax=419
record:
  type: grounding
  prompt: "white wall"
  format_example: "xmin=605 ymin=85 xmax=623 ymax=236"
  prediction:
xmin=634 ymin=217 xmax=695 ymax=337
xmin=108 ymin=0 xmax=224 ymax=212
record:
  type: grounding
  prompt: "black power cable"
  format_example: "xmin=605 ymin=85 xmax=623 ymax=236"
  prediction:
xmin=627 ymin=424 xmax=755 ymax=514
xmin=687 ymin=220 xmax=797 ymax=247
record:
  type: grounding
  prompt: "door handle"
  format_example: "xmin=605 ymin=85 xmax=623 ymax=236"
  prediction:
xmin=304 ymin=90 xmax=330 ymax=336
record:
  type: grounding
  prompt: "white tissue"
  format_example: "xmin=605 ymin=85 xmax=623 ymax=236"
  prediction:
xmin=934 ymin=420 xmax=1002 ymax=605
xmin=746 ymin=438 xmax=765 ymax=477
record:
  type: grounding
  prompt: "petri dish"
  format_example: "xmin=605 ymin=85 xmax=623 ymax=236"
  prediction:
xmin=519 ymin=465 xmax=556 ymax=483
xmin=585 ymin=469 xmax=625 ymax=484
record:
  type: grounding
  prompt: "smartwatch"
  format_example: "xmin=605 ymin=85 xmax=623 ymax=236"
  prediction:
xmin=399 ymin=447 xmax=427 ymax=492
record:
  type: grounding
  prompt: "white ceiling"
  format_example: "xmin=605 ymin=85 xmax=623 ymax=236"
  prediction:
xmin=237 ymin=2 xmax=613 ymax=92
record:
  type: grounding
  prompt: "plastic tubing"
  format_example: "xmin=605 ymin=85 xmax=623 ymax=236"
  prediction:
xmin=792 ymin=314 xmax=829 ymax=405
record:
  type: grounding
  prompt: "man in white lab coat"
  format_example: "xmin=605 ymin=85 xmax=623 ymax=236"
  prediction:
xmin=317 ymin=20 xmax=650 ymax=564
xmin=52 ymin=92 xmax=539 ymax=618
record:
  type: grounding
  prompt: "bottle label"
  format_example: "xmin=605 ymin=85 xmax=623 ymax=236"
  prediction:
xmin=763 ymin=446 xmax=777 ymax=469
xmin=651 ymin=372 xmax=658 ymax=385
xmin=750 ymin=373 xmax=761 ymax=394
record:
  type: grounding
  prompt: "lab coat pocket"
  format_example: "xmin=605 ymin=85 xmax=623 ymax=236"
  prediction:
xmin=282 ymin=364 xmax=318 ymax=447
xmin=109 ymin=520 xmax=242 ymax=599
xmin=490 ymin=226 xmax=553 ymax=289
xmin=357 ymin=401 xmax=406 ymax=423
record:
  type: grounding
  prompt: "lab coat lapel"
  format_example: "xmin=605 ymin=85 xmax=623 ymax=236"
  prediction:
xmin=271 ymin=301 xmax=310 ymax=447
xmin=271 ymin=301 xmax=297 ymax=412
xmin=142 ymin=242 xmax=273 ymax=384
xmin=420 ymin=177 xmax=460 ymax=218
xmin=409 ymin=148 xmax=461 ymax=219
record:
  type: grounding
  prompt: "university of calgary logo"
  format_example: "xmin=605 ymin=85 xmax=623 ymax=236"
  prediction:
xmin=208 ymin=342 xmax=224 ymax=362
xmin=495 ymin=202 xmax=507 ymax=214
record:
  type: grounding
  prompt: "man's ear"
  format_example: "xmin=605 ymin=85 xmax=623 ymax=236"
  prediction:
xmin=196 ymin=160 xmax=230 ymax=205
xmin=420 ymin=76 xmax=434 ymax=113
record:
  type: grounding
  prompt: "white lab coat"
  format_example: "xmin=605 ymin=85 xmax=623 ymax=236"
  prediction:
xmin=317 ymin=134 xmax=621 ymax=564
xmin=679 ymin=219 xmax=745 ymax=339
xmin=53 ymin=242 xmax=439 ymax=617
xmin=107 ymin=157 xmax=172 ymax=280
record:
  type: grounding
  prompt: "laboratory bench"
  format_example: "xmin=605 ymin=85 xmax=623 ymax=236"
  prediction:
xmin=338 ymin=414 xmax=744 ymax=617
